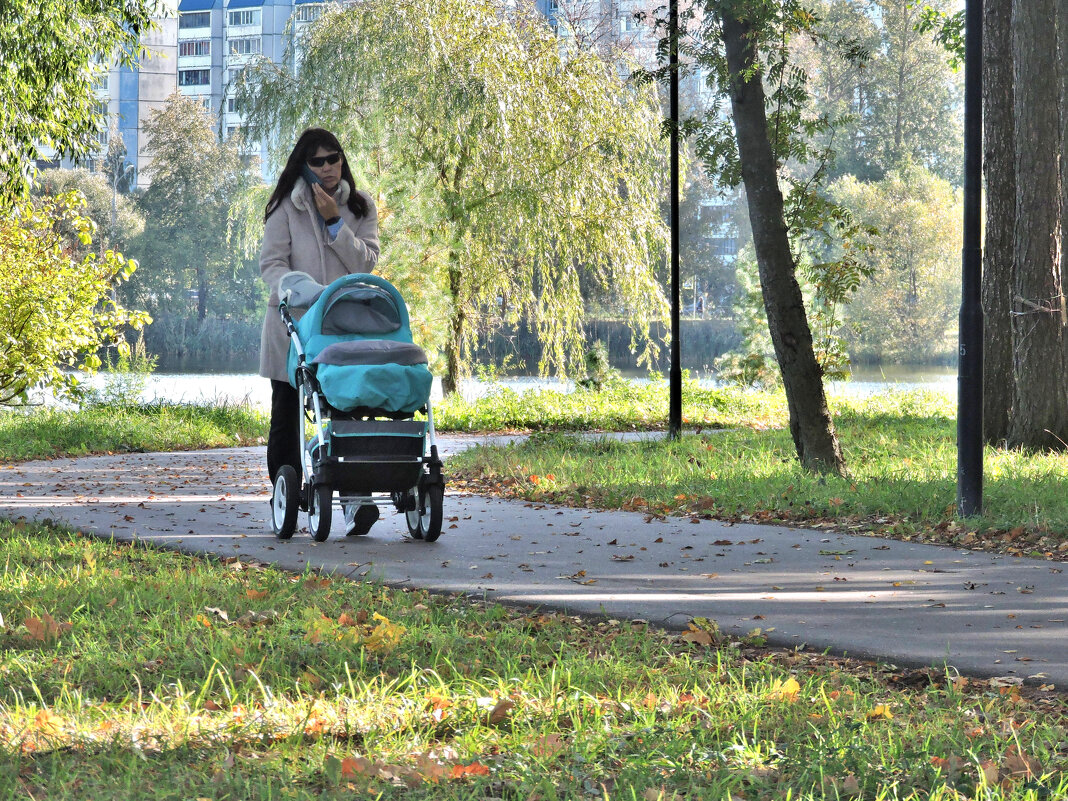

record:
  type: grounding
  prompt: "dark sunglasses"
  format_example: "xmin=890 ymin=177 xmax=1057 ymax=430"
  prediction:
xmin=307 ymin=152 xmax=342 ymax=168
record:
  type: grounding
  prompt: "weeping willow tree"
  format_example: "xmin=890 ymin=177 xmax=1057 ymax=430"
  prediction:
xmin=239 ymin=0 xmax=668 ymax=393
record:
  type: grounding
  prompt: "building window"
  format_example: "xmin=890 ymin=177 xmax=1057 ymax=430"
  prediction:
xmin=228 ymin=36 xmax=261 ymax=55
xmin=701 ymin=205 xmax=729 ymax=227
xmin=226 ymin=97 xmax=244 ymax=113
xmin=228 ymin=9 xmax=260 ymax=26
xmin=178 ymin=69 xmax=211 ymax=87
xmin=179 ymin=39 xmax=211 ymax=57
xmin=95 ymin=102 xmax=110 ymax=147
xmin=227 ymin=66 xmax=246 ymax=84
xmin=179 ymin=11 xmax=211 ymax=28
xmin=548 ymin=0 xmax=558 ymax=9
xmin=226 ymin=125 xmax=243 ymax=139
xmin=711 ymin=238 xmax=738 ymax=258
xmin=294 ymin=4 xmax=322 ymax=22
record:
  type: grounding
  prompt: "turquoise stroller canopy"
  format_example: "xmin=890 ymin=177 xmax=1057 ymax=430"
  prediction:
xmin=285 ymin=273 xmax=433 ymax=413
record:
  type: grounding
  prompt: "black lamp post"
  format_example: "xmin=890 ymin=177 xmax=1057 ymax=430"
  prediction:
xmin=668 ymin=0 xmax=681 ymax=440
xmin=957 ymin=0 xmax=984 ymax=516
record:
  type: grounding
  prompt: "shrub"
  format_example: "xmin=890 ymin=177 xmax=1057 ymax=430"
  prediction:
xmin=0 ymin=192 xmax=148 ymax=404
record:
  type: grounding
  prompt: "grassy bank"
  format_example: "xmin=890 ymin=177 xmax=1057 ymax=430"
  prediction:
xmin=0 ymin=378 xmax=767 ymax=462
xmin=433 ymin=378 xmax=788 ymax=433
xmin=449 ymin=391 xmax=1068 ymax=555
xmin=1 ymin=521 xmax=1065 ymax=800
xmin=0 ymin=403 xmax=269 ymax=461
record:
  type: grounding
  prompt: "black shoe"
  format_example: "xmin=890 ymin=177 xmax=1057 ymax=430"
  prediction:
xmin=345 ymin=503 xmax=379 ymax=536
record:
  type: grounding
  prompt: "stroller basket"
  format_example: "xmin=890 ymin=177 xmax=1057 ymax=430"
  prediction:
xmin=320 ymin=419 xmax=424 ymax=462
xmin=310 ymin=419 xmax=425 ymax=494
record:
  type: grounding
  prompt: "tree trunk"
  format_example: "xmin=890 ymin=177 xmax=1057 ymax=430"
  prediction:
xmin=1008 ymin=0 xmax=1068 ymax=449
xmin=1060 ymin=0 xmax=1068 ymax=387
xmin=442 ymin=249 xmax=464 ymax=396
xmin=982 ymin=0 xmax=1015 ymax=445
xmin=197 ymin=265 xmax=207 ymax=322
xmin=720 ymin=8 xmax=846 ymax=476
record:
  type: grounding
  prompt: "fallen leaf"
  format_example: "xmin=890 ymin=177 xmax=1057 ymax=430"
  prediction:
xmin=340 ymin=756 xmax=373 ymax=778
xmin=412 ymin=752 xmax=450 ymax=782
xmin=427 ymin=695 xmax=452 ymax=722
xmin=767 ymin=677 xmax=800 ymax=702
xmin=235 ymin=609 xmax=278 ymax=627
xmin=644 ymin=788 xmax=683 ymax=801
xmin=866 ymin=704 xmax=893 ymax=721
xmin=34 ymin=709 xmax=63 ymax=738
xmin=680 ymin=628 xmax=714 ymax=646
xmin=450 ymin=762 xmax=490 ymax=779
xmin=364 ymin=613 xmax=406 ymax=652
xmin=204 ymin=606 xmax=230 ymax=623
xmin=824 ymin=774 xmax=860 ymax=797
xmin=23 ymin=614 xmax=71 ymax=642
xmin=978 ymin=759 xmax=999 ymax=784
xmin=530 ymin=733 xmax=567 ymax=758
xmin=1001 ymin=745 xmax=1042 ymax=780
xmin=929 ymin=755 xmax=964 ymax=778
xmin=488 ymin=698 xmax=515 ymax=725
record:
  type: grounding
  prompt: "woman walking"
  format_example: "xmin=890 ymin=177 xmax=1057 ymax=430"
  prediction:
xmin=259 ymin=127 xmax=381 ymax=535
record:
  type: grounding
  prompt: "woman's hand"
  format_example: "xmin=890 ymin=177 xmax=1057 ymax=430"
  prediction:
xmin=311 ymin=183 xmax=340 ymax=221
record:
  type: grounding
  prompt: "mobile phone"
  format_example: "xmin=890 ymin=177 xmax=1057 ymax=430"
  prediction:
xmin=302 ymin=165 xmax=322 ymax=186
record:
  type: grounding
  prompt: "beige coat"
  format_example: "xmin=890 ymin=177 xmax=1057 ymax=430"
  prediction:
xmin=258 ymin=178 xmax=380 ymax=381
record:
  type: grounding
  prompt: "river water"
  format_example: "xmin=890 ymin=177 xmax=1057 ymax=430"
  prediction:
xmin=78 ymin=364 xmax=957 ymax=409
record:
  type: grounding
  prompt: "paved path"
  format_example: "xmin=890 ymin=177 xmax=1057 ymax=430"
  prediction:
xmin=3 ymin=438 xmax=1065 ymax=686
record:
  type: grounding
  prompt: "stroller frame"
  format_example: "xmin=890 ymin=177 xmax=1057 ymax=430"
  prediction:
xmin=270 ymin=284 xmax=445 ymax=543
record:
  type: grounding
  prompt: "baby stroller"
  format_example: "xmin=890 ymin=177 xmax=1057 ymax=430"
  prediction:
xmin=270 ymin=272 xmax=445 ymax=543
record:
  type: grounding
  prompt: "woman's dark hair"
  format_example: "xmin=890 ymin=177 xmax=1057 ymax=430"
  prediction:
xmin=264 ymin=127 xmax=369 ymax=221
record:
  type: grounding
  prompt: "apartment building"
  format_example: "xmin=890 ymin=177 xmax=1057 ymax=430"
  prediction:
xmin=176 ymin=0 xmax=321 ymax=168
xmin=36 ymin=5 xmax=178 ymax=189
xmin=39 ymin=0 xmax=316 ymax=184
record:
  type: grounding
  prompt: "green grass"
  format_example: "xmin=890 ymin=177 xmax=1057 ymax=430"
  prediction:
xmin=0 ymin=377 xmax=768 ymax=463
xmin=434 ymin=376 xmax=788 ymax=433
xmin=449 ymin=391 xmax=1068 ymax=551
xmin=1 ymin=521 xmax=1064 ymax=800
xmin=0 ymin=403 xmax=269 ymax=461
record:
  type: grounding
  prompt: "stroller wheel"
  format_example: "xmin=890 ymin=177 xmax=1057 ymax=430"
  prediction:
xmin=404 ymin=486 xmax=424 ymax=540
xmin=421 ymin=483 xmax=444 ymax=543
xmin=405 ymin=478 xmax=444 ymax=542
xmin=308 ymin=483 xmax=332 ymax=542
xmin=272 ymin=465 xmax=300 ymax=540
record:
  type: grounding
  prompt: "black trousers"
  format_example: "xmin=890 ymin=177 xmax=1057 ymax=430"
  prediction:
xmin=267 ymin=379 xmax=301 ymax=484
